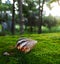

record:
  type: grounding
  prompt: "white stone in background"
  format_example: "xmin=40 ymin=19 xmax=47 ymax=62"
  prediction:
xmin=3 ymin=52 xmax=10 ymax=56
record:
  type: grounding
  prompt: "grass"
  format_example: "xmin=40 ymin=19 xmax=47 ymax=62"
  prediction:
xmin=0 ymin=33 xmax=60 ymax=64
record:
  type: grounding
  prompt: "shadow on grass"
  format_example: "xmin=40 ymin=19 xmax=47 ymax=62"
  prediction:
xmin=0 ymin=48 xmax=60 ymax=64
xmin=0 ymin=48 xmax=28 ymax=64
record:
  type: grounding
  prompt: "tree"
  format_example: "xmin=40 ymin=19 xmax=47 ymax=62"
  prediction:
xmin=11 ymin=0 xmax=15 ymax=35
xmin=18 ymin=0 xmax=24 ymax=34
xmin=43 ymin=15 xmax=57 ymax=31
xmin=38 ymin=0 xmax=45 ymax=34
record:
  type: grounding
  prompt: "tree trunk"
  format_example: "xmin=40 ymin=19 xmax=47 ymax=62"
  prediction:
xmin=18 ymin=0 xmax=24 ymax=34
xmin=38 ymin=0 xmax=42 ymax=34
xmin=11 ymin=0 xmax=15 ymax=35
xmin=38 ymin=0 xmax=45 ymax=34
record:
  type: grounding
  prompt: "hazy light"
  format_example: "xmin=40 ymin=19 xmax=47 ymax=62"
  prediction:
xmin=2 ymin=0 xmax=6 ymax=3
xmin=43 ymin=2 xmax=60 ymax=17
xmin=2 ymin=0 xmax=13 ymax=4
xmin=43 ymin=4 xmax=50 ymax=16
xmin=50 ymin=2 xmax=60 ymax=16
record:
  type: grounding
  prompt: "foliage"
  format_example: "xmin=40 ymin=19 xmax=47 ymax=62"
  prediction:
xmin=22 ymin=0 xmax=37 ymax=17
xmin=43 ymin=15 xmax=57 ymax=30
xmin=0 ymin=3 xmax=12 ymax=11
xmin=0 ymin=0 xmax=60 ymax=34
xmin=0 ymin=33 xmax=60 ymax=64
xmin=49 ymin=0 xmax=57 ymax=3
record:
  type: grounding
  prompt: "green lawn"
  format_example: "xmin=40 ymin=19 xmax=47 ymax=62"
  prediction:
xmin=0 ymin=33 xmax=60 ymax=64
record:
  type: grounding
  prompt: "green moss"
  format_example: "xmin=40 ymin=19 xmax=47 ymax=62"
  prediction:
xmin=0 ymin=33 xmax=60 ymax=64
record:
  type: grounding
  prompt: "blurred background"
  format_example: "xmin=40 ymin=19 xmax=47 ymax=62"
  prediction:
xmin=0 ymin=0 xmax=60 ymax=35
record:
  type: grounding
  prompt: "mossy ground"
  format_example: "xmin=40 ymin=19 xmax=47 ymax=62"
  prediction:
xmin=0 ymin=33 xmax=60 ymax=64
